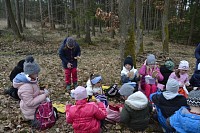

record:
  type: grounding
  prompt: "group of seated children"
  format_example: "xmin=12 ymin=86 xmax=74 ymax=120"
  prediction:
xmin=5 ymin=53 xmax=200 ymax=133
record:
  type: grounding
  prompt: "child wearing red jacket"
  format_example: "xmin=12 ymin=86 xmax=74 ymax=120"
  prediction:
xmin=66 ymin=86 xmax=107 ymax=133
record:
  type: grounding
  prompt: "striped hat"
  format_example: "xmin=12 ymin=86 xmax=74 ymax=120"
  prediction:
xmin=187 ymin=89 xmax=200 ymax=107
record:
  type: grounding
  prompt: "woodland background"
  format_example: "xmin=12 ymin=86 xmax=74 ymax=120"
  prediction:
xmin=0 ymin=0 xmax=199 ymax=132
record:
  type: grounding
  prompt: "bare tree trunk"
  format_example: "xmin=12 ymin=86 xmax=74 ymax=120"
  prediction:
xmin=136 ymin=0 xmax=144 ymax=54
xmin=23 ymin=0 xmax=26 ymax=28
xmin=110 ymin=0 xmax=115 ymax=38
xmin=84 ymin=0 xmax=92 ymax=44
xmin=4 ymin=0 xmax=11 ymax=28
xmin=65 ymin=0 xmax=69 ymax=37
xmin=5 ymin=0 xmax=22 ymax=39
xmin=71 ymin=0 xmax=76 ymax=33
xmin=39 ymin=0 xmax=44 ymax=42
xmin=50 ymin=0 xmax=55 ymax=29
xmin=47 ymin=0 xmax=51 ymax=27
xmin=162 ymin=0 xmax=169 ymax=53
xmin=187 ymin=0 xmax=199 ymax=45
xmin=15 ymin=0 xmax=23 ymax=33
xmin=118 ymin=0 xmax=130 ymax=68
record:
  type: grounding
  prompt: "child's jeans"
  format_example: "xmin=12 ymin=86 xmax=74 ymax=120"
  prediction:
xmin=143 ymin=84 xmax=157 ymax=100
xmin=64 ymin=68 xmax=77 ymax=85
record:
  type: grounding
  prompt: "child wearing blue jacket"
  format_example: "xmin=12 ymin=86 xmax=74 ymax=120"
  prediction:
xmin=58 ymin=37 xmax=81 ymax=91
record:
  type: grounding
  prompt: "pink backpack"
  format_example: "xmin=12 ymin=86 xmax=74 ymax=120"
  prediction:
xmin=32 ymin=101 xmax=56 ymax=131
xmin=105 ymin=104 xmax=123 ymax=123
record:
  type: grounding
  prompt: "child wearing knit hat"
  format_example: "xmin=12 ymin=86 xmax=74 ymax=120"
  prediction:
xmin=168 ymin=89 xmax=200 ymax=133
xmin=158 ymin=59 xmax=175 ymax=87
xmin=169 ymin=60 xmax=190 ymax=98
xmin=120 ymin=91 xmax=152 ymax=132
xmin=12 ymin=55 xmax=49 ymax=120
xmin=58 ymin=37 xmax=81 ymax=92
xmin=121 ymin=56 xmax=139 ymax=84
xmin=139 ymin=54 xmax=164 ymax=99
xmin=65 ymin=86 xmax=107 ymax=133
xmin=150 ymin=78 xmax=188 ymax=132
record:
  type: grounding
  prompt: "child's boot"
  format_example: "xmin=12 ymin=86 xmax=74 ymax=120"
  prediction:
xmin=66 ymin=84 xmax=71 ymax=93
xmin=73 ymin=82 xmax=78 ymax=89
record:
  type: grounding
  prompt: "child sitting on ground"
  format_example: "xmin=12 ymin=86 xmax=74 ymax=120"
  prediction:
xmin=13 ymin=56 xmax=49 ymax=120
xmin=121 ymin=56 xmax=139 ymax=86
xmin=139 ymin=54 xmax=163 ymax=99
xmin=150 ymin=78 xmax=188 ymax=132
xmin=66 ymin=86 xmax=107 ymax=133
xmin=168 ymin=89 xmax=200 ymax=133
xmin=86 ymin=74 xmax=108 ymax=107
xmin=169 ymin=60 xmax=190 ymax=98
xmin=120 ymin=91 xmax=152 ymax=132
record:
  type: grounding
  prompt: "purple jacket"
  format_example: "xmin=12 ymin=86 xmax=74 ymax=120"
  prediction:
xmin=139 ymin=64 xmax=164 ymax=86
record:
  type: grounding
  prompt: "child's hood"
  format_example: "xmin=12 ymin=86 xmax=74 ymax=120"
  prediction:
xmin=13 ymin=73 xmax=36 ymax=88
xmin=125 ymin=91 xmax=148 ymax=110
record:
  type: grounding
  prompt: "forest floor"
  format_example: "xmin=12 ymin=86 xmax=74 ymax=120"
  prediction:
xmin=0 ymin=20 xmax=197 ymax=133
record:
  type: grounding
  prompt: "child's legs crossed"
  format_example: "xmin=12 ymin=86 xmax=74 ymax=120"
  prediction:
xmin=64 ymin=68 xmax=72 ymax=85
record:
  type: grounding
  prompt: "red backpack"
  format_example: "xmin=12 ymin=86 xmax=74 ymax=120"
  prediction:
xmin=32 ymin=101 xmax=56 ymax=131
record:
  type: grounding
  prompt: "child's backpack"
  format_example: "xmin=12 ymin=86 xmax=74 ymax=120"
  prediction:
xmin=105 ymin=104 xmax=123 ymax=123
xmin=32 ymin=101 xmax=56 ymax=131
xmin=95 ymin=94 xmax=108 ymax=107
xmin=104 ymin=84 xmax=119 ymax=98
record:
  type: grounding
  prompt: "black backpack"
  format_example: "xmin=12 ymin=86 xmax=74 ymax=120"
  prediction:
xmin=105 ymin=84 xmax=119 ymax=97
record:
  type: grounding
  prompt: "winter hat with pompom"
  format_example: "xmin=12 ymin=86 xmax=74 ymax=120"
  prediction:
xmin=23 ymin=55 xmax=40 ymax=75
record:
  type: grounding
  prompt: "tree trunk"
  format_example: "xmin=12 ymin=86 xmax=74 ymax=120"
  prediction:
xmin=162 ymin=0 xmax=169 ymax=54
xmin=110 ymin=0 xmax=115 ymax=38
xmin=125 ymin=0 xmax=136 ymax=68
xmin=71 ymin=0 xmax=76 ymax=33
xmin=4 ymin=0 xmax=11 ymax=28
xmin=118 ymin=0 xmax=130 ymax=68
xmin=15 ymin=0 xmax=23 ymax=33
xmin=65 ymin=0 xmax=69 ymax=37
xmin=187 ymin=0 xmax=199 ymax=45
xmin=84 ymin=0 xmax=92 ymax=44
xmin=5 ymin=0 xmax=22 ymax=39
xmin=47 ymin=0 xmax=51 ymax=27
xmin=39 ymin=0 xmax=44 ymax=42
xmin=50 ymin=0 xmax=55 ymax=29
xmin=136 ymin=0 xmax=144 ymax=54
xmin=22 ymin=0 xmax=26 ymax=28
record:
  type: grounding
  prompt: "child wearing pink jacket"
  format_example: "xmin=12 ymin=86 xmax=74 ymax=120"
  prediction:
xmin=66 ymin=86 xmax=107 ymax=133
xmin=139 ymin=54 xmax=163 ymax=99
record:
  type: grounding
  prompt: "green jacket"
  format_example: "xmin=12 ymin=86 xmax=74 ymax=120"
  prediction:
xmin=120 ymin=102 xmax=151 ymax=131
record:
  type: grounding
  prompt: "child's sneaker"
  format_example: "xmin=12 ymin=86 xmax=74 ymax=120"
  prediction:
xmin=66 ymin=85 xmax=71 ymax=93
